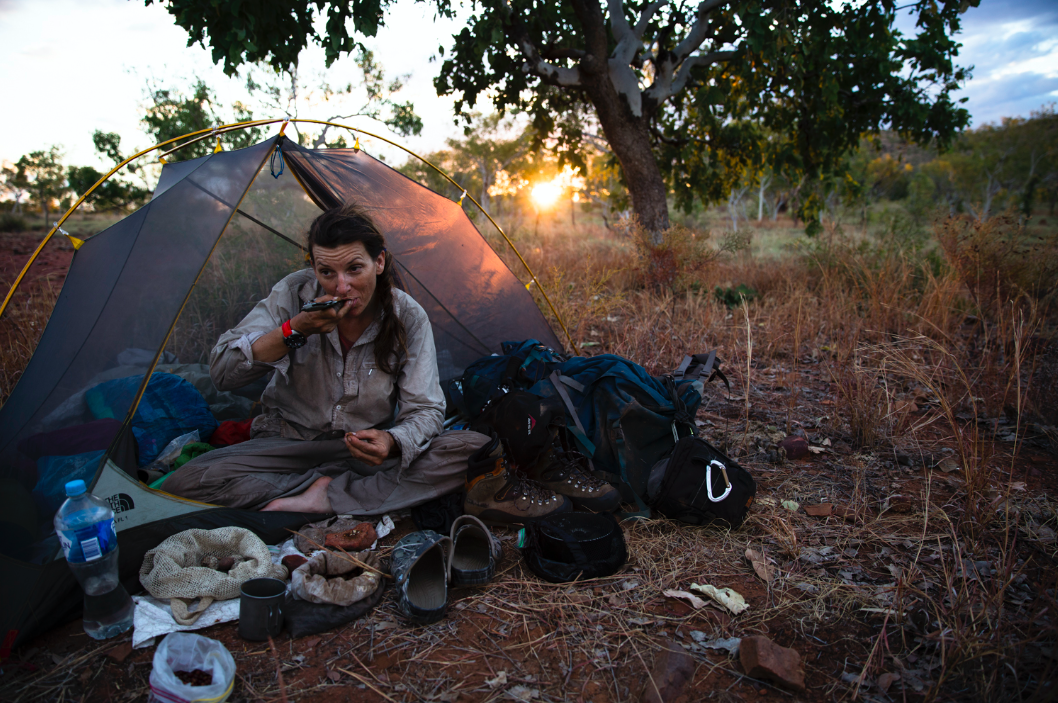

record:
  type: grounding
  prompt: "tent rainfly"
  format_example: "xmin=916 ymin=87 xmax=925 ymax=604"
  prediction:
xmin=0 ymin=123 xmax=566 ymax=651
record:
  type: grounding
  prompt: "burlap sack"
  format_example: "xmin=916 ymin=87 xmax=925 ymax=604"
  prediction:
xmin=291 ymin=550 xmax=382 ymax=607
xmin=140 ymin=527 xmax=287 ymax=625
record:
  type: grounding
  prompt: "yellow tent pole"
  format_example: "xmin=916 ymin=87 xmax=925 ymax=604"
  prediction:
xmin=289 ymin=118 xmax=575 ymax=354
xmin=1 ymin=116 xmax=575 ymax=353
xmin=157 ymin=121 xmax=261 ymax=160
xmin=0 ymin=118 xmax=283 ymax=321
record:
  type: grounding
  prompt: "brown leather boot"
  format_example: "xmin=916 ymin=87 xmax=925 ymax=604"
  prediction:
xmin=465 ymin=433 xmax=571 ymax=525
xmin=527 ymin=447 xmax=621 ymax=513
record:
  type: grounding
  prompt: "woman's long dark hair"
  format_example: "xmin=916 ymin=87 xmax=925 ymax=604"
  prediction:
xmin=307 ymin=203 xmax=407 ymax=375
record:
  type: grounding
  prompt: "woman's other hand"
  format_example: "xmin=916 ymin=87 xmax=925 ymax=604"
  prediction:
xmin=344 ymin=429 xmax=397 ymax=466
xmin=291 ymin=296 xmax=354 ymax=336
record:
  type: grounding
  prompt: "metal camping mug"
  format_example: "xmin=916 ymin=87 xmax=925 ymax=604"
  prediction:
xmin=239 ymin=577 xmax=285 ymax=640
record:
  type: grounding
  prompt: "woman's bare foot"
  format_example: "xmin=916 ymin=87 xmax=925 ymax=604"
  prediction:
xmin=262 ymin=476 xmax=334 ymax=513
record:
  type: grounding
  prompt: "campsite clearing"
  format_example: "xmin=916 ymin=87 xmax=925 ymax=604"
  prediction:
xmin=2 ymin=198 xmax=1057 ymax=700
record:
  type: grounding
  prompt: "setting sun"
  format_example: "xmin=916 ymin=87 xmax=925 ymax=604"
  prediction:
xmin=530 ymin=180 xmax=562 ymax=209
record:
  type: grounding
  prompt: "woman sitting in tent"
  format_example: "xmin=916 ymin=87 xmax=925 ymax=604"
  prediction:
xmin=163 ymin=203 xmax=568 ymax=522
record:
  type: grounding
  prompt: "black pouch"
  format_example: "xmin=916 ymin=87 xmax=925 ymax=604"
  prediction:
xmin=521 ymin=512 xmax=627 ymax=583
xmin=646 ymin=436 xmax=755 ymax=528
xmin=475 ymin=391 xmax=568 ymax=469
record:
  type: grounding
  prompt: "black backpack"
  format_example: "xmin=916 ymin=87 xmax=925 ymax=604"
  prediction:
xmin=645 ymin=436 xmax=756 ymax=528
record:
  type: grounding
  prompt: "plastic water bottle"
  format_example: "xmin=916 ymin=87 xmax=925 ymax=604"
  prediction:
xmin=54 ymin=480 xmax=134 ymax=639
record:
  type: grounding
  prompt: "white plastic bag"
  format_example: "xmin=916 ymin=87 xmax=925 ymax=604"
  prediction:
xmin=149 ymin=632 xmax=235 ymax=703
xmin=147 ymin=430 xmax=201 ymax=472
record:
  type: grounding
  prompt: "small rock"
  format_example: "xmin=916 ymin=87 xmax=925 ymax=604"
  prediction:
xmin=804 ymin=503 xmax=833 ymax=517
xmin=105 ymin=642 xmax=132 ymax=663
xmin=877 ymin=672 xmax=900 ymax=693
xmin=642 ymin=639 xmax=695 ymax=703
xmin=779 ymin=435 xmax=809 ymax=460
xmin=739 ymin=635 xmax=806 ymax=692
xmin=935 ymin=457 xmax=960 ymax=473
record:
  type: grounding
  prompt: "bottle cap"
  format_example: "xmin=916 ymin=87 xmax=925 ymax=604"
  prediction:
xmin=65 ymin=480 xmax=87 ymax=497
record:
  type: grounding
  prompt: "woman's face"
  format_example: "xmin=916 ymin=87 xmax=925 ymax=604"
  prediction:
xmin=311 ymin=241 xmax=386 ymax=317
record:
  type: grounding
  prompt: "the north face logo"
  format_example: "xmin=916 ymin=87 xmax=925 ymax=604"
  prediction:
xmin=107 ymin=493 xmax=135 ymax=514
xmin=527 ymin=415 xmax=536 ymax=435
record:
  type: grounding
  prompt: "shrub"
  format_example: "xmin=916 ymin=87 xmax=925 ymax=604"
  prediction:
xmin=0 ymin=213 xmax=27 ymax=233
xmin=624 ymin=220 xmax=721 ymax=291
xmin=936 ymin=212 xmax=1058 ymax=320
xmin=713 ymin=283 xmax=759 ymax=308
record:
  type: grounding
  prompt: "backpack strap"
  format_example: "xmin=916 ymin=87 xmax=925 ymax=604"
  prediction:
xmin=677 ymin=350 xmax=731 ymax=391
xmin=695 ymin=350 xmax=717 ymax=380
xmin=674 ymin=355 xmax=694 ymax=381
xmin=548 ymin=371 xmax=596 ymax=459
xmin=663 ymin=375 xmax=697 ymax=439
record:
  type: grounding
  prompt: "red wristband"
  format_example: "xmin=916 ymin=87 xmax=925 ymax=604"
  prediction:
xmin=282 ymin=320 xmax=293 ymax=337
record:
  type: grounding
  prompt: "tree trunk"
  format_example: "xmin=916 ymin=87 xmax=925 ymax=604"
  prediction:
xmin=478 ymin=159 xmax=490 ymax=215
xmin=571 ymin=35 xmax=670 ymax=242
xmin=757 ymin=175 xmax=771 ymax=222
xmin=593 ymin=114 xmax=669 ymax=239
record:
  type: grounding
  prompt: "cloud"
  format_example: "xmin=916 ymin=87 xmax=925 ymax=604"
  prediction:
xmin=958 ymin=0 xmax=1058 ymax=28
xmin=19 ymin=44 xmax=57 ymax=60
xmin=959 ymin=31 xmax=1058 ymax=86
xmin=961 ymin=71 xmax=1058 ymax=125
xmin=965 ymin=72 xmax=1058 ymax=105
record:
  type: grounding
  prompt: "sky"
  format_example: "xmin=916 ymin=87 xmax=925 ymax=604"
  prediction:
xmin=0 ymin=0 xmax=1056 ymax=172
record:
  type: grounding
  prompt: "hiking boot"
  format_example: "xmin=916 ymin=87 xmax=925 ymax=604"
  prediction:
xmin=528 ymin=447 xmax=621 ymax=513
xmin=465 ymin=433 xmax=571 ymax=525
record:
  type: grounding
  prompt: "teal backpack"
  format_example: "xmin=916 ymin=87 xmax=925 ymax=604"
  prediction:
xmin=453 ymin=341 xmax=726 ymax=515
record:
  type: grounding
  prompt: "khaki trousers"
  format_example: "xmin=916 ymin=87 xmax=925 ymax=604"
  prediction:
xmin=162 ymin=430 xmax=489 ymax=515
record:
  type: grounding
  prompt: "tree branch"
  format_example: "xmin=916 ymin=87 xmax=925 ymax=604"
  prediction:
xmin=670 ymin=49 xmax=735 ymax=93
xmin=518 ymin=38 xmax=583 ymax=86
xmin=645 ymin=50 xmax=735 ymax=103
xmin=673 ymin=0 xmax=726 ymax=59
xmin=503 ymin=4 xmax=582 ymax=86
xmin=609 ymin=0 xmax=666 ymax=65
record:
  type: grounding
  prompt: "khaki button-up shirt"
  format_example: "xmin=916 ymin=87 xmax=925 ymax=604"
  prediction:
xmin=208 ymin=269 xmax=445 ymax=470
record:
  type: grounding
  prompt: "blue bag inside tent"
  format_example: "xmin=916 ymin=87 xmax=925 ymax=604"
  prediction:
xmin=84 ymin=373 xmax=219 ymax=465
xmin=33 ymin=450 xmax=106 ymax=515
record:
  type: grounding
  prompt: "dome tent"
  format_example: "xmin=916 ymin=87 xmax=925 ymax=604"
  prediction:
xmin=0 ymin=122 xmax=567 ymax=651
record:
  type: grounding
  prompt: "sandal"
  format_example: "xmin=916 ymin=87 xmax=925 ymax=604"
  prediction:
xmin=391 ymin=530 xmax=451 ymax=624
xmin=447 ymin=515 xmax=502 ymax=587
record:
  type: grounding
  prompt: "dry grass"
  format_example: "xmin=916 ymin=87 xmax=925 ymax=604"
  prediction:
xmin=0 ymin=278 xmax=58 ymax=407
xmin=2 ymin=209 xmax=1057 ymax=701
